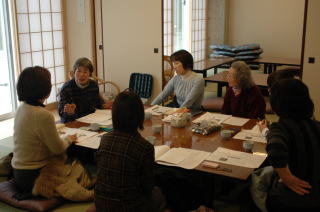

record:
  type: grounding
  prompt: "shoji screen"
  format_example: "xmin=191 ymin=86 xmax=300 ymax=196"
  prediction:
xmin=163 ymin=0 xmax=173 ymax=56
xmin=191 ymin=0 xmax=208 ymax=62
xmin=15 ymin=0 xmax=65 ymax=104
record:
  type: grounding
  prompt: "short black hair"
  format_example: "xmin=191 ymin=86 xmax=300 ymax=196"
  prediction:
xmin=270 ymin=79 xmax=313 ymax=119
xmin=17 ymin=66 xmax=52 ymax=102
xmin=170 ymin=49 xmax=194 ymax=70
xmin=267 ymin=67 xmax=300 ymax=88
xmin=112 ymin=90 xmax=144 ymax=132
xmin=73 ymin=57 xmax=94 ymax=74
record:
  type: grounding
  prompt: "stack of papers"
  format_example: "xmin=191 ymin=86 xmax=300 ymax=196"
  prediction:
xmin=145 ymin=105 xmax=175 ymax=116
xmin=192 ymin=112 xmax=231 ymax=124
xmin=233 ymin=125 xmax=267 ymax=143
xmin=222 ymin=117 xmax=249 ymax=126
xmin=154 ymin=145 xmax=210 ymax=169
xmin=192 ymin=112 xmax=249 ymax=126
xmin=77 ymin=109 xmax=112 ymax=125
xmin=205 ymin=147 xmax=267 ymax=168
xmin=57 ymin=127 xmax=98 ymax=142
xmin=76 ymin=132 xmax=106 ymax=149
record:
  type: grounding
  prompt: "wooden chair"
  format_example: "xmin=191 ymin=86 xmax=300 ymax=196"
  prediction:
xmin=163 ymin=56 xmax=175 ymax=104
xmin=163 ymin=55 xmax=174 ymax=88
xmin=67 ymin=71 xmax=120 ymax=101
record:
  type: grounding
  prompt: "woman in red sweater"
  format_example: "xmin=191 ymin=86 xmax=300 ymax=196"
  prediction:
xmin=222 ymin=61 xmax=266 ymax=119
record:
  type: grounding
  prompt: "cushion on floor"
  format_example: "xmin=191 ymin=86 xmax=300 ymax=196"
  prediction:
xmin=0 ymin=180 xmax=63 ymax=212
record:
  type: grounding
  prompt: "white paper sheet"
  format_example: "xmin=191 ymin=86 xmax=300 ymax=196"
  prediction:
xmin=57 ymin=127 xmax=98 ymax=142
xmin=76 ymin=132 xmax=106 ymax=149
xmin=206 ymin=147 xmax=267 ymax=168
xmin=156 ymin=147 xmax=210 ymax=169
xmin=192 ymin=112 xmax=232 ymax=124
xmin=233 ymin=125 xmax=267 ymax=143
xmin=145 ymin=105 xmax=175 ymax=116
xmin=154 ymin=145 xmax=171 ymax=159
xmin=222 ymin=116 xmax=249 ymax=126
xmin=76 ymin=109 xmax=112 ymax=125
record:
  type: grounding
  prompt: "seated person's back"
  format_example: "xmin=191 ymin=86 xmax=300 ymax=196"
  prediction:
xmin=95 ymin=90 xmax=156 ymax=212
xmin=12 ymin=66 xmax=75 ymax=197
xmin=266 ymin=79 xmax=320 ymax=210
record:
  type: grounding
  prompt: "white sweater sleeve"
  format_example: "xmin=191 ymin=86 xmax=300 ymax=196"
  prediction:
xmin=37 ymin=111 xmax=72 ymax=154
xmin=151 ymin=77 xmax=175 ymax=105
xmin=180 ymin=77 xmax=204 ymax=108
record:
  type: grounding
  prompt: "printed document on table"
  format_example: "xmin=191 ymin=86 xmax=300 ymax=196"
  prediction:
xmin=154 ymin=145 xmax=171 ymax=159
xmin=57 ymin=127 xmax=98 ymax=142
xmin=77 ymin=109 xmax=112 ymax=125
xmin=155 ymin=147 xmax=210 ymax=169
xmin=192 ymin=112 xmax=231 ymax=124
xmin=222 ymin=116 xmax=249 ymax=126
xmin=76 ymin=132 xmax=106 ymax=149
xmin=145 ymin=105 xmax=175 ymax=116
xmin=206 ymin=147 xmax=267 ymax=168
xmin=233 ymin=125 xmax=267 ymax=143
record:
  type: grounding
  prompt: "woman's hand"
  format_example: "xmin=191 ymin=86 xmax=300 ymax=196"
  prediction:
xmin=103 ymin=101 xmax=113 ymax=109
xmin=257 ymin=119 xmax=269 ymax=132
xmin=68 ymin=134 xmax=78 ymax=144
xmin=64 ymin=103 xmax=76 ymax=115
xmin=275 ymin=166 xmax=311 ymax=195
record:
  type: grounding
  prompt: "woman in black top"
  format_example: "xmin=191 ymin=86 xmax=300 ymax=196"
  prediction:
xmin=266 ymin=79 xmax=320 ymax=211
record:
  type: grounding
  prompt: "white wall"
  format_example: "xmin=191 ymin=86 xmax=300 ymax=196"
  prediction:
xmin=100 ymin=0 xmax=162 ymax=99
xmin=227 ymin=0 xmax=304 ymax=59
xmin=208 ymin=0 xmax=227 ymax=46
xmin=64 ymin=0 xmax=95 ymax=71
xmin=302 ymin=0 xmax=320 ymax=119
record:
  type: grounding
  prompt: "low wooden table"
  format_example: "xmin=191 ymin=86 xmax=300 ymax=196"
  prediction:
xmin=193 ymin=57 xmax=235 ymax=78
xmin=141 ymin=115 xmax=266 ymax=180
xmin=205 ymin=71 xmax=268 ymax=97
xmin=253 ymin=57 xmax=301 ymax=74
xmin=67 ymin=113 xmax=266 ymax=180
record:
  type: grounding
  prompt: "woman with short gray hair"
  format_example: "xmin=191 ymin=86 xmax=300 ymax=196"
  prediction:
xmin=222 ymin=61 xmax=265 ymax=119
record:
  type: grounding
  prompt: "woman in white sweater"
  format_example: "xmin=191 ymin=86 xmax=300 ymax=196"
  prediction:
xmin=12 ymin=66 xmax=76 ymax=198
xmin=151 ymin=50 xmax=204 ymax=111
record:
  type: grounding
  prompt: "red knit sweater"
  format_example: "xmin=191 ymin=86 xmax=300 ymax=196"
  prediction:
xmin=222 ymin=85 xmax=266 ymax=119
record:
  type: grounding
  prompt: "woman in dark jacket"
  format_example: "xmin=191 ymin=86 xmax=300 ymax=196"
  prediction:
xmin=95 ymin=90 xmax=164 ymax=212
xmin=266 ymin=79 xmax=320 ymax=211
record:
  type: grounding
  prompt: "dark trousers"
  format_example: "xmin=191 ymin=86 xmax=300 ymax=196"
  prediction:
xmin=12 ymin=168 xmax=40 ymax=200
xmin=267 ymin=195 xmax=320 ymax=212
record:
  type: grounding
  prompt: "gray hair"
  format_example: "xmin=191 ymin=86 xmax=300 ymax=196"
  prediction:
xmin=73 ymin=57 xmax=94 ymax=74
xmin=231 ymin=61 xmax=255 ymax=90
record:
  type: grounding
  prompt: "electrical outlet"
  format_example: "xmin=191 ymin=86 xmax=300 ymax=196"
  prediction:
xmin=308 ymin=57 xmax=315 ymax=64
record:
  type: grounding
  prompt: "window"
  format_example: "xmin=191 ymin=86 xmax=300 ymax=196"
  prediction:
xmin=191 ymin=0 xmax=207 ymax=62
xmin=15 ymin=0 xmax=65 ymax=104
xmin=163 ymin=0 xmax=173 ymax=56
xmin=163 ymin=0 xmax=208 ymax=62
xmin=0 ymin=0 xmax=17 ymax=119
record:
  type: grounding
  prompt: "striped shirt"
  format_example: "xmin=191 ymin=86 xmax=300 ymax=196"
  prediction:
xmin=267 ymin=118 xmax=320 ymax=207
